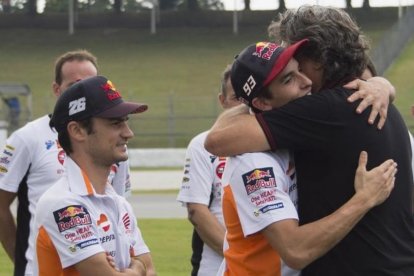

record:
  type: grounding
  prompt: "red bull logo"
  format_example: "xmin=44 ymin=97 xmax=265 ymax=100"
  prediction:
xmin=252 ymin=42 xmax=279 ymax=61
xmin=245 ymin=169 xmax=272 ymax=183
xmin=243 ymin=167 xmax=276 ymax=195
xmin=253 ymin=42 xmax=268 ymax=58
xmin=58 ymin=206 xmax=86 ymax=220
xmin=53 ymin=205 xmax=92 ymax=232
xmin=101 ymin=80 xmax=121 ymax=101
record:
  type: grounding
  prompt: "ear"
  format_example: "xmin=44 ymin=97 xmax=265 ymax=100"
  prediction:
xmin=52 ymin=82 xmax=61 ymax=97
xmin=218 ymin=93 xmax=225 ymax=106
xmin=67 ymin=121 xmax=87 ymax=143
xmin=251 ymin=97 xmax=272 ymax=112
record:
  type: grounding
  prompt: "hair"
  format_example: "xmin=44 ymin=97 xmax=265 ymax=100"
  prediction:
xmin=268 ymin=5 xmax=370 ymax=89
xmin=54 ymin=49 xmax=98 ymax=85
xmin=220 ymin=64 xmax=232 ymax=96
xmin=58 ymin=118 xmax=94 ymax=155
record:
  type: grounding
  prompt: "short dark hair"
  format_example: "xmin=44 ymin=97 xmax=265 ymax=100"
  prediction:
xmin=269 ymin=5 xmax=370 ymax=89
xmin=58 ymin=118 xmax=94 ymax=155
xmin=220 ymin=64 xmax=232 ymax=96
xmin=54 ymin=50 xmax=98 ymax=85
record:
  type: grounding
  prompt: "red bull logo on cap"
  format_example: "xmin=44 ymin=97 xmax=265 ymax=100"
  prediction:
xmin=101 ymin=80 xmax=121 ymax=101
xmin=242 ymin=167 xmax=276 ymax=195
xmin=252 ymin=42 xmax=280 ymax=61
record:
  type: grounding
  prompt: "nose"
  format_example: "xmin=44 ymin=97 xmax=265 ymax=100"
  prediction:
xmin=122 ymin=123 xmax=134 ymax=139
xmin=299 ymin=72 xmax=312 ymax=89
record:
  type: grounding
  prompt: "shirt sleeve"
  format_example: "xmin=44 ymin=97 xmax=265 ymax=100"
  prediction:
xmin=0 ymin=130 xmax=32 ymax=192
xmin=256 ymin=91 xmax=337 ymax=151
xmin=177 ymin=133 xmax=214 ymax=206
xmin=36 ymin=199 xmax=104 ymax=269
xmin=230 ymin=152 xmax=298 ymax=237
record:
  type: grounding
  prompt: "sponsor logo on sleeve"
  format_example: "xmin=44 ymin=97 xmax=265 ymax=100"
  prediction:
xmin=242 ymin=167 xmax=276 ymax=195
xmin=53 ymin=205 xmax=92 ymax=232
xmin=215 ymin=161 xmax=226 ymax=179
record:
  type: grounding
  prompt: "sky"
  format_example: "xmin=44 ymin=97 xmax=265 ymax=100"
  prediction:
xmin=222 ymin=0 xmax=414 ymax=10
xmin=36 ymin=0 xmax=413 ymax=13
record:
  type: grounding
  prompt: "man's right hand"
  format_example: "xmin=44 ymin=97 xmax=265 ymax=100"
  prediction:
xmin=353 ymin=151 xmax=397 ymax=208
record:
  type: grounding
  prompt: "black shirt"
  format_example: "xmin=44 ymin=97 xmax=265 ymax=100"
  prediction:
xmin=257 ymin=87 xmax=414 ymax=276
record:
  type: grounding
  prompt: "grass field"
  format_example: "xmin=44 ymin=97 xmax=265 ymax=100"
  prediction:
xmin=0 ymin=15 xmax=404 ymax=147
xmin=0 ymin=218 xmax=193 ymax=275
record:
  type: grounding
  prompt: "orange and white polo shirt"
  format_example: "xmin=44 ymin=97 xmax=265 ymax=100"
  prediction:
xmin=33 ymin=157 xmax=149 ymax=275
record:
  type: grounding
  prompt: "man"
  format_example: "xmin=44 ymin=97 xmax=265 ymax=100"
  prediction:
xmin=206 ymin=6 xmax=414 ymax=275
xmin=217 ymin=40 xmax=396 ymax=275
xmin=33 ymin=75 xmax=154 ymax=275
xmin=0 ymin=50 xmax=131 ymax=276
xmin=176 ymin=64 xmax=240 ymax=276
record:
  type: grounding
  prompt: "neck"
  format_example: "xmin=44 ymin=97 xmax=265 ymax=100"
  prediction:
xmin=70 ymin=152 xmax=110 ymax=195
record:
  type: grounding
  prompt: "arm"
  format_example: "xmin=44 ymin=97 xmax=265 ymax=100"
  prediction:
xmin=75 ymin=252 xmax=145 ymax=275
xmin=262 ymin=151 xmax=396 ymax=270
xmin=0 ymin=189 xmax=17 ymax=262
xmin=205 ymin=105 xmax=270 ymax=156
xmin=187 ymin=203 xmax=225 ymax=256
xmin=345 ymin=76 xmax=396 ymax=129
xmin=133 ymin=253 xmax=156 ymax=276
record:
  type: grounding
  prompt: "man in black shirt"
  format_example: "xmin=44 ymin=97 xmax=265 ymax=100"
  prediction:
xmin=206 ymin=5 xmax=414 ymax=275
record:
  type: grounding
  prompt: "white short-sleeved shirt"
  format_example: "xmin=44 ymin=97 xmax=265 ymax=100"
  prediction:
xmin=218 ymin=150 xmax=299 ymax=276
xmin=0 ymin=115 xmax=131 ymax=275
xmin=177 ymin=131 xmax=225 ymax=276
xmin=33 ymin=157 xmax=149 ymax=275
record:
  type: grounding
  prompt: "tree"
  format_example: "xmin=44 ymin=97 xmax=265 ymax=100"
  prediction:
xmin=362 ymin=0 xmax=371 ymax=9
xmin=113 ymin=0 xmax=123 ymax=13
xmin=279 ymin=0 xmax=286 ymax=11
xmin=345 ymin=0 xmax=352 ymax=9
xmin=244 ymin=0 xmax=250 ymax=10
xmin=26 ymin=0 xmax=37 ymax=15
xmin=186 ymin=0 xmax=199 ymax=11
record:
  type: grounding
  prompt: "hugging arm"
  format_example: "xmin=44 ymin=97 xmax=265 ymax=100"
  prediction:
xmin=205 ymin=105 xmax=270 ymax=157
xmin=345 ymin=76 xmax=396 ymax=129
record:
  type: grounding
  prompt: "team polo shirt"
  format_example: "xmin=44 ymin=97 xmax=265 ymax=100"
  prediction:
xmin=218 ymin=150 xmax=299 ymax=276
xmin=33 ymin=157 xmax=149 ymax=275
xmin=177 ymin=131 xmax=225 ymax=276
xmin=0 ymin=115 xmax=131 ymax=276
xmin=256 ymin=87 xmax=414 ymax=275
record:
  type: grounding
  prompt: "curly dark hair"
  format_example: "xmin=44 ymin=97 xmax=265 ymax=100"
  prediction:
xmin=268 ymin=5 xmax=371 ymax=90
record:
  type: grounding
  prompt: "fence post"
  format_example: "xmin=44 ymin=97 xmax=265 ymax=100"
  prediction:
xmin=168 ymin=91 xmax=176 ymax=147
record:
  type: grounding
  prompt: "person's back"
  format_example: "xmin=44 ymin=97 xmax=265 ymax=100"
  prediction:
xmin=259 ymin=86 xmax=414 ymax=275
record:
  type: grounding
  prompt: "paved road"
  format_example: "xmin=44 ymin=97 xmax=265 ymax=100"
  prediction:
xmin=129 ymin=193 xmax=187 ymax=219
xmin=11 ymin=193 xmax=187 ymax=219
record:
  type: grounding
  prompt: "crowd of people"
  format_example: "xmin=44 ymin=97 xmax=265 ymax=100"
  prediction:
xmin=1 ymin=5 xmax=413 ymax=276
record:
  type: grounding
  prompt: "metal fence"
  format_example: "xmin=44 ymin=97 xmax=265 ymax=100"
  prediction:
xmin=371 ymin=6 xmax=414 ymax=75
xmin=127 ymin=93 xmax=221 ymax=148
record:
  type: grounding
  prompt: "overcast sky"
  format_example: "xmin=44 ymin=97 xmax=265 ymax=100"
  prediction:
xmin=222 ymin=0 xmax=414 ymax=10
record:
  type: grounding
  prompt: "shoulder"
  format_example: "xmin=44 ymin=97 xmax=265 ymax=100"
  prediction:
xmin=9 ymin=115 xmax=53 ymax=141
xmin=187 ymin=130 xmax=209 ymax=148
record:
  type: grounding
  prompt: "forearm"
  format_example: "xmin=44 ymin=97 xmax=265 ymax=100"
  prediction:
xmin=187 ymin=204 xmax=225 ymax=256
xmin=132 ymin=253 xmax=156 ymax=276
xmin=205 ymin=105 xmax=269 ymax=156
xmin=265 ymin=194 xmax=371 ymax=270
xmin=129 ymin=257 xmax=147 ymax=276
xmin=0 ymin=210 xmax=16 ymax=262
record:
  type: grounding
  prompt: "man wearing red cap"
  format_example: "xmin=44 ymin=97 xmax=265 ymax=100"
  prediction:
xmin=33 ymin=76 xmax=154 ymax=275
xmin=215 ymin=40 xmax=396 ymax=276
